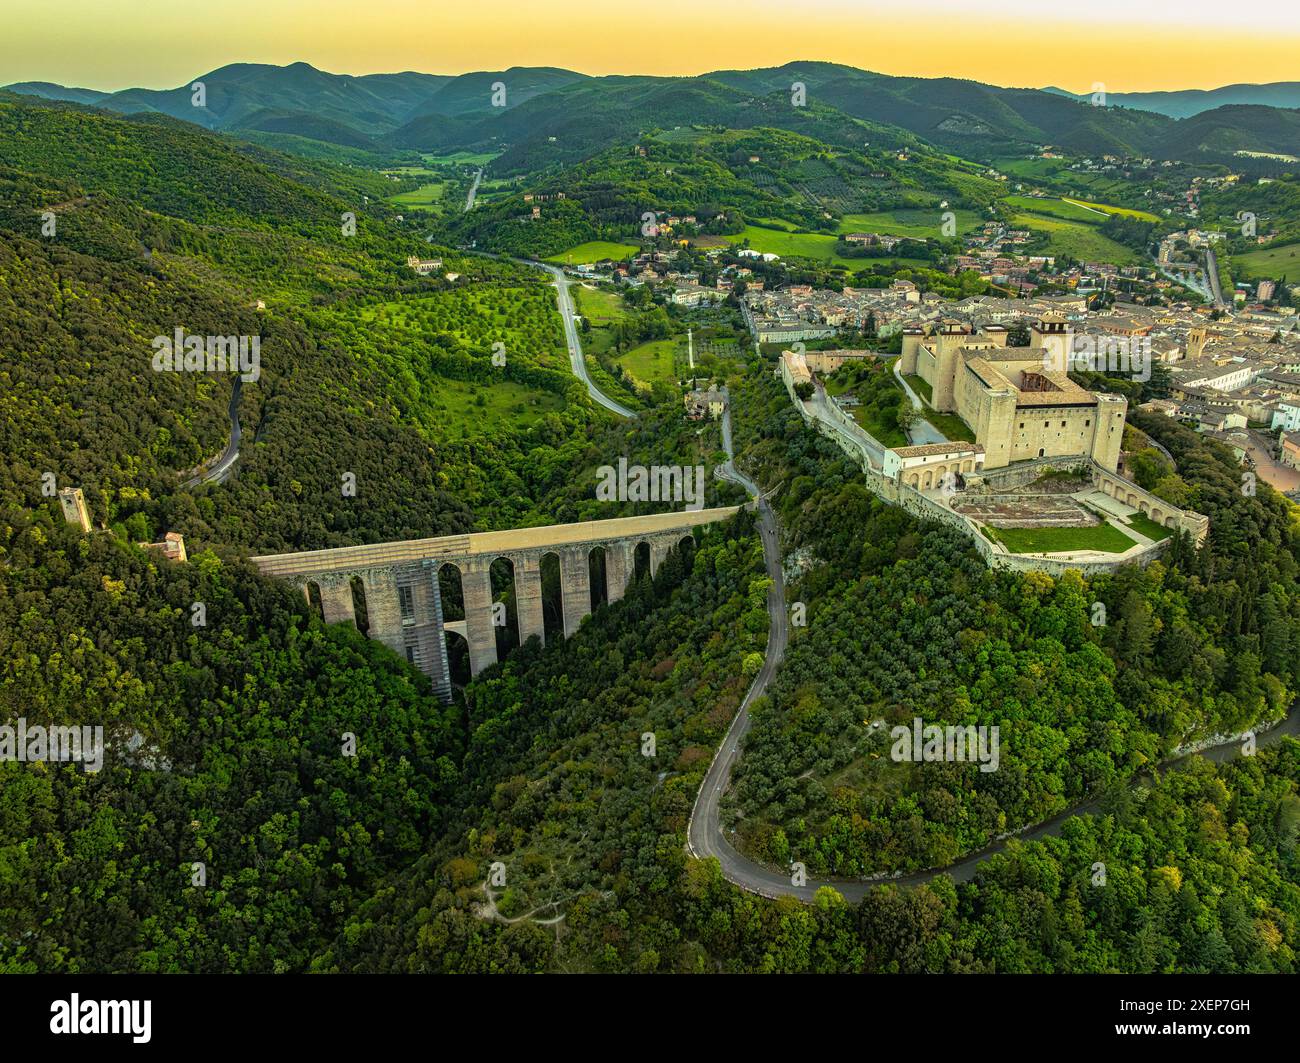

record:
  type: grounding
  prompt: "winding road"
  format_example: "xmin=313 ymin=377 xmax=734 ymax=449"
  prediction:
xmin=688 ymin=400 xmax=791 ymax=888
xmin=523 ymin=260 xmax=637 ymax=418
xmin=182 ymin=376 xmax=243 ymax=487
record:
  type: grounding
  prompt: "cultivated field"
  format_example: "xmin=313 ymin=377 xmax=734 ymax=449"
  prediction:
xmin=1234 ymin=241 xmax=1300 ymax=280
xmin=545 ymin=241 xmax=641 ymax=264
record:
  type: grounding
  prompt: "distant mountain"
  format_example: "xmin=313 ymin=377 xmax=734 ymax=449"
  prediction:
xmin=1151 ymin=104 xmax=1300 ymax=160
xmin=2 ymin=62 xmax=581 ymax=141
xmin=704 ymin=62 xmax=1172 ymax=156
xmin=5 ymin=80 xmax=108 ymax=106
xmin=10 ymin=60 xmax=1300 ymax=167
xmin=1044 ymin=82 xmax=1300 ymax=119
xmin=384 ymin=73 xmax=919 ymax=171
xmin=402 ymin=66 xmax=588 ymax=119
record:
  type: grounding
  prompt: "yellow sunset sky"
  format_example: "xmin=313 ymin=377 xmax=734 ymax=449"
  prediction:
xmin=3 ymin=0 xmax=1299 ymax=93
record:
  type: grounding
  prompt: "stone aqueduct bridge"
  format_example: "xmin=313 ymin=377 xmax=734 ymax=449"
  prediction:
xmin=251 ymin=507 xmax=740 ymax=701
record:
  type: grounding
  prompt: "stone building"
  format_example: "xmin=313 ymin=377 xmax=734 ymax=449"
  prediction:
xmin=58 ymin=486 xmax=92 ymax=532
xmin=139 ymin=531 xmax=187 ymax=563
xmin=898 ymin=317 xmax=1126 ymax=471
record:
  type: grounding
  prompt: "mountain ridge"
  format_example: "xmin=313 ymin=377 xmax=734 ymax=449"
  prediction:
xmin=8 ymin=60 xmax=1300 ymax=165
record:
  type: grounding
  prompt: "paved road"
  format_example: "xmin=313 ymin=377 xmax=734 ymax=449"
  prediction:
xmin=464 ymin=168 xmax=482 ymax=213
xmin=806 ymin=378 xmax=885 ymax=469
xmin=182 ymin=377 xmax=242 ymax=487
xmin=524 ymin=260 xmax=637 ymax=418
xmin=688 ymin=402 xmax=791 ymax=890
xmin=892 ymin=361 xmax=947 ymax=445
xmin=1205 ymin=247 xmax=1227 ymax=309
xmin=716 ymin=393 xmax=760 ymax=496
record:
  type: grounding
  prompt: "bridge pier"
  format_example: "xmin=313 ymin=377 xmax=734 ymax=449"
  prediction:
xmin=360 ymin=569 xmax=405 ymax=656
xmin=560 ymin=546 xmax=591 ymax=638
xmin=650 ymin=538 xmax=671 ymax=577
xmin=462 ymin=562 xmax=498 ymax=676
xmin=604 ymin=540 xmax=633 ymax=603
xmin=407 ymin=566 xmax=453 ymax=701
xmin=318 ymin=576 xmax=356 ymax=625
xmin=512 ymin=552 xmax=546 ymax=647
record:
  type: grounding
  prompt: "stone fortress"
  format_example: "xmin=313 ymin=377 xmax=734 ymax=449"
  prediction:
xmin=780 ymin=312 xmax=1209 ymax=574
xmin=898 ymin=316 xmax=1126 ymax=474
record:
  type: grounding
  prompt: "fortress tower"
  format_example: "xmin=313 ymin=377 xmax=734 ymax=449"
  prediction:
xmin=929 ymin=322 xmax=972 ymax=411
xmin=1030 ymin=316 xmax=1072 ymax=374
xmin=58 ymin=486 xmax=91 ymax=532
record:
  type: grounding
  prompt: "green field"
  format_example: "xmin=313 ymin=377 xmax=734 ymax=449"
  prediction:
xmin=1009 ymin=212 xmax=1141 ymax=264
xmin=993 ymin=156 xmax=1070 ymax=180
xmin=574 ymin=285 xmax=628 ymax=326
xmin=1063 ymin=198 xmax=1159 ymax=223
xmin=923 ymin=410 xmax=977 ymax=443
xmin=616 ymin=338 xmax=680 ymax=388
xmin=433 ymin=378 xmax=567 ymax=435
xmin=732 ymin=224 xmax=924 ymax=269
xmin=1003 ymin=196 xmax=1158 ymax=225
xmin=545 ymin=241 xmax=641 ymax=264
xmin=650 ymin=127 xmax=709 ymax=144
xmin=838 ymin=208 xmax=982 ymax=238
xmin=903 ymin=373 xmax=932 ymax=404
xmin=1004 ymin=195 xmax=1108 ymax=224
xmin=986 ymin=522 xmax=1138 ymax=554
xmin=421 ymin=150 xmax=499 ymax=166
xmin=387 ymin=181 xmax=445 ymax=207
xmin=1233 ymin=241 xmax=1300 ymax=280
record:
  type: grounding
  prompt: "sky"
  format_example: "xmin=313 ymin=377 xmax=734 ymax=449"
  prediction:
xmin=4 ymin=0 xmax=1300 ymax=93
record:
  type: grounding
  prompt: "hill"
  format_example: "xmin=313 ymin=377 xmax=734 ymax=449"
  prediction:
xmin=15 ymin=61 xmax=1300 ymax=168
xmin=1045 ymin=81 xmax=1300 ymax=119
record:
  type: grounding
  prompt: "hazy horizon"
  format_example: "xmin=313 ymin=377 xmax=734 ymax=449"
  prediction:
xmin=4 ymin=0 xmax=1300 ymax=95
xmin=6 ymin=57 xmax=1299 ymax=99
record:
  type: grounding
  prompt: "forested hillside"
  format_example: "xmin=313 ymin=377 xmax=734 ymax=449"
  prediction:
xmin=726 ymin=370 xmax=1300 ymax=877
xmin=440 ymin=126 xmax=1001 ymax=258
xmin=0 ymin=95 xmax=611 ymax=552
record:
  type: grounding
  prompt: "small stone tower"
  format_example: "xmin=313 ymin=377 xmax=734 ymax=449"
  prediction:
xmin=58 ymin=487 xmax=91 ymax=532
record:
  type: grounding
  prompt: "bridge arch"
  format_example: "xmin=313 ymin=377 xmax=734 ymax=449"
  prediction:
xmin=437 ymin=561 xmax=465 ymax=623
xmin=633 ymin=541 xmax=651 ymax=583
xmin=489 ymin=555 xmax=520 ymax=657
xmin=350 ymin=575 xmax=369 ymax=635
xmin=444 ymin=629 xmax=471 ymax=687
xmin=539 ymin=550 xmax=564 ymax=641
